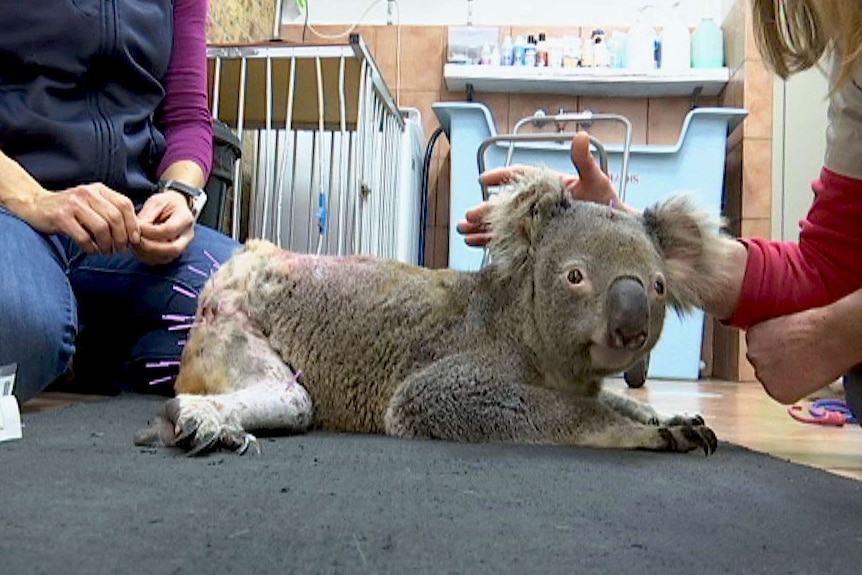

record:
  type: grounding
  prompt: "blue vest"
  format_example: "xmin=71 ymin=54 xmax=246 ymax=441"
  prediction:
xmin=0 ymin=0 xmax=174 ymax=204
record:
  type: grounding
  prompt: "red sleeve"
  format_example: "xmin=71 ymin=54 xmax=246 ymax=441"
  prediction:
xmin=155 ymin=0 xmax=213 ymax=179
xmin=726 ymin=168 xmax=862 ymax=328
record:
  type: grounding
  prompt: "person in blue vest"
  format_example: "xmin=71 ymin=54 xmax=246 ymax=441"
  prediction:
xmin=0 ymin=0 xmax=240 ymax=402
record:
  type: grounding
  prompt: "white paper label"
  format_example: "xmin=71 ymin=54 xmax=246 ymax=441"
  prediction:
xmin=0 ymin=364 xmax=22 ymax=442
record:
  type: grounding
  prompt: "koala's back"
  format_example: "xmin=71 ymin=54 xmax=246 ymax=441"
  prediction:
xmin=234 ymin=243 xmax=477 ymax=432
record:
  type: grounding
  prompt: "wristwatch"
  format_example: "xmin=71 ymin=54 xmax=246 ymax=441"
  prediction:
xmin=158 ymin=180 xmax=207 ymax=220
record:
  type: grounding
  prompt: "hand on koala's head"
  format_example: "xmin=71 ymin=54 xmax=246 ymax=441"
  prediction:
xmin=458 ymin=132 xmax=622 ymax=248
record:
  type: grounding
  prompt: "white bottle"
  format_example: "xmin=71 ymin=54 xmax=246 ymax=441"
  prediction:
xmin=627 ymin=6 xmax=658 ymax=71
xmin=660 ymin=1 xmax=692 ymax=70
xmin=501 ymin=35 xmax=514 ymax=66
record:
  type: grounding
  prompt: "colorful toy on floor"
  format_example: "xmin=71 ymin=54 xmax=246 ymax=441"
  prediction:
xmin=787 ymin=399 xmax=858 ymax=426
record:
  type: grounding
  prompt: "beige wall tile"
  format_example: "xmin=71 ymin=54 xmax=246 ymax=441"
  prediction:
xmin=398 ymin=26 xmax=447 ymax=93
xmin=434 ymin=157 xmax=451 ymax=228
xmin=743 ymin=59 xmax=773 ymax=140
xmin=472 ymin=93 xmax=511 ymax=136
xmin=578 ymin=98 xmax=648 ymax=146
xmin=721 ymin=63 xmax=745 ymax=109
xmin=744 ymin=6 xmax=761 ymax=63
xmin=647 ymin=98 xmax=690 ymax=145
xmin=431 ymin=225 xmax=450 ymax=269
xmin=741 ymin=217 xmax=771 ymax=240
xmin=742 ymin=138 xmax=772 ymax=219
xmin=721 ymin=0 xmax=746 ymax=72
xmin=399 ymin=91 xmax=446 ymax=149
xmin=374 ymin=26 xmax=399 ymax=95
xmin=723 ymin=140 xmax=743 ymax=232
xmin=507 ymin=94 xmax=580 ymax=135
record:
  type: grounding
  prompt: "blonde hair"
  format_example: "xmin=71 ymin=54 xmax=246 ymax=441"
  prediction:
xmin=751 ymin=0 xmax=862 ymax=88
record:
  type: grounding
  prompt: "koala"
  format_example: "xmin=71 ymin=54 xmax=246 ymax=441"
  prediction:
xmin=134 ymin=170 xmax=733 ymax=456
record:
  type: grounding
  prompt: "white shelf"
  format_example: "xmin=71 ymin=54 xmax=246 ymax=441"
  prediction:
xmin=443 ymin=64 xmax=731 ymax=98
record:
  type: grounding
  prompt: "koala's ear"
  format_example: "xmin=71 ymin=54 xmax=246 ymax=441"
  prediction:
xmin=485 ymin=169 xmax=570 ymax=268
xmin=641 ymin=195 xmax=734 ymax=312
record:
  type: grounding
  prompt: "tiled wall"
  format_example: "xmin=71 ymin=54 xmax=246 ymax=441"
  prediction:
xmin=710 ymin=0 xmax=772 ymax=382
xmin=278 ymin=23 xmax=720 ymax=271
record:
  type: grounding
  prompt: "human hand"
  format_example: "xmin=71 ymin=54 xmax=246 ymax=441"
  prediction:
xmin=133 ymin=190 xmax=195 ymax=266
xmin=22 ymin=183 xmax=141 ymax=255
xmin=745 ymin=306 xmax=851 ymax=405
xmin=456 ymin=132 xmax=622 ymax=247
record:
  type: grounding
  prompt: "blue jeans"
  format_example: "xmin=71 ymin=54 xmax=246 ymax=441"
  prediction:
xmin=0 ymin=206 xmax=240 ymax=402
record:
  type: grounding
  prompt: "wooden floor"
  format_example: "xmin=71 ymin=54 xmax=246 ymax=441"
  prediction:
xmin=22 ymin=379 xmax=862 ymax=480
xmin=608 ymin=378 xmax=862 ymax=481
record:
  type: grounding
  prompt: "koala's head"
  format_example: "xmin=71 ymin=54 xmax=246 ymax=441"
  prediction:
xmin=485 ymin=170 xmax=731 ymax=378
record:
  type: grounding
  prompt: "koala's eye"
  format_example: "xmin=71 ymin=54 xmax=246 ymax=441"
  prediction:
xmin=567 ymin=269 xmax=584 ymax=285
xmin=654 ymin=277 xmax=666 ymax=296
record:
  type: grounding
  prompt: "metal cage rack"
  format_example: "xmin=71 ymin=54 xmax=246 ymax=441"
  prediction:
xmin=207 ymin=34 xmax=423 ymax=263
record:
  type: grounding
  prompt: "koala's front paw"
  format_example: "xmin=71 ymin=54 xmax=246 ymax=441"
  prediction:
xmin=649 ymin=413 xmax=706 ymax=427
xmin=165 ymin=396 xmax=260 ymax=456
xmin=658 ymin=424 xmax=718 ymax=456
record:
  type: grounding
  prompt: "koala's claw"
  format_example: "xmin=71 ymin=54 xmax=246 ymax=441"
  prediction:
xmin=164 ymin=396 xmax=258 ymax=456
xmin=661 ymin=413 xmax=706 ymax=427
xmin=659 ymin=424 xmax=718 ymax=456
xmin=218 ymin=428 xmax=261 ymax=456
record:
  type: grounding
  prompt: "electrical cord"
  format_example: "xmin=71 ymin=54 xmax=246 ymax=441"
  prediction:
xmin=301 ymin=0 xmax=401 ymax=105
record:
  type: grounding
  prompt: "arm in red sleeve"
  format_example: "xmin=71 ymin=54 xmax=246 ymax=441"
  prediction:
xmin=726 ymin=168 xmax=862 ymax=329
xmin=155 ymin=0 xmax=213 ymax=180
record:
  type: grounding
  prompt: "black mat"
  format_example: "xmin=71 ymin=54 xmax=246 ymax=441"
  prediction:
xmin=2 ymin=394 xmax=861 ymax=575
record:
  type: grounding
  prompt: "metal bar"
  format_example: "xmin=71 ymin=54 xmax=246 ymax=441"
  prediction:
xmin=477 ymin=133 xmax=610 ymax=202
xmin=505 ymin=112 xmax=633 ymax=201
xmin=260 ymin=55 xmax=274 ymax=240
xmin=231 ymin=56 xmax=248 ymax=240
xmin=348 ymin=34 xmax=404 ymax=130
xmin=278 ymin=57 xmax=297 ymax=247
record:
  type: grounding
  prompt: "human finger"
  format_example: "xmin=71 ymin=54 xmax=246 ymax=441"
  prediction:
xmin=60 ymin=187 xmax=121 ymax=254
xmin=569 ymin=131 xmax=608 ymax=190
xmin=138 ymin=210 xmax=194 ymax=243
xmin=479 ymin=165 xmax=535 ymax=187
xmin=80 ymin=184 xmax=139 ymax=252
xmin=133 ymin=229 xmax=193 ymax=266
xmin=91 ymin=183 xmax=141 ymax=246
xmin=463 ymin=232 xmax=493 ymax=248
xmin=463 ymin=201 xmax=493 ymax=224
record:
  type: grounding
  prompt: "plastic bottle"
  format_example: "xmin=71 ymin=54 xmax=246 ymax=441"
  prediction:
xmin=660 ymin=1 xmax=691 ymax=70
xmin=480 ymin=43 xmax=492 ymax=66
xmin=548 ymin=38 xmax=564 ymax=68
xmin=691 ymin=0 xmax=724 ymax=67
xmin=592 ymin=29 xmax=610 ymax=68
xmin=524 ymin=34 xmax=537 ymax=67
xmin=513 ymin=35 xmax=527 ymax=66
xmin=501 ymin=35 xmax=514 ymax=66
xmin=607 ymin=31 xmax=628 ymax=68
xmin=626 ymin=5 xmax=658 ymax=70
xmin=536 ymin=33 xmax=548 ymax=67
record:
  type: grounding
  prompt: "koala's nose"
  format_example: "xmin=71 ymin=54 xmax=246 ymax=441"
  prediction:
xmin=607 ymin=277 xmax=649 ymax=350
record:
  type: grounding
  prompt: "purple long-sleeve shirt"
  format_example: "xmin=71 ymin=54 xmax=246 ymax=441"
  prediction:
xmin=156 ymin=0 xmax=214 ymax=180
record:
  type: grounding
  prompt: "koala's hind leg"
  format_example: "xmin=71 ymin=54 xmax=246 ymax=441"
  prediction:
xmin=134 ymin=380 xmax=313 ymax=456
xmin=134 ymin=314 xmax=313 ymax=455
xmin=384 ymin=355 xmax=716 ymax=455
